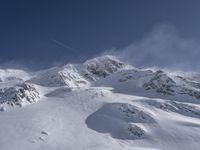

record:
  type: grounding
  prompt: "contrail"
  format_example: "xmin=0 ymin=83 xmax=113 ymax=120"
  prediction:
xmin=51 ymin=39 xmax=78 ymax=54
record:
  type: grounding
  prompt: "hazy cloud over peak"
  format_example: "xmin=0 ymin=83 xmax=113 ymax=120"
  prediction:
xmin=106 ymin=24 xmax=200 ymax=71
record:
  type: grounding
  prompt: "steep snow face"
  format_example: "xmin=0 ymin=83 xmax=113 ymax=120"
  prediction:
xmin=30 ymin=64 xmax=89 ymax=87
xmin=0 ymin=83 xmax=40 ymax=111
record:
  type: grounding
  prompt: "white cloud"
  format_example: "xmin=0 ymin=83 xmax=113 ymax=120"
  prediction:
xmin=104 ymin=24 xmax=200 ymax=71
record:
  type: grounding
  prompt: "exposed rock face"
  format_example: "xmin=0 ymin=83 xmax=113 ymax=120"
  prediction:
xmin=142 ymin=70 xmax=200 ymax=99
xmin=179 ymin=88 xmax=200 ymax=99
xmin=143 ymin=100 xmax=200 ymax=119
xmin=127 ymin=124 xmax=145 ymax=138
xmin=0 ymin=83 xmax=39 ymax=111
xmin=110 ymin=68 xmax=200 ymax=100
xmin=118 ymin=103 xmax=154 ymax=123
xmin=175 ymin=76 xmax=200 ymax=89
xmin=143 ymin=70 xmax=176 ymax=95
xmin=83 ymin=55 xmax=125 ymax=80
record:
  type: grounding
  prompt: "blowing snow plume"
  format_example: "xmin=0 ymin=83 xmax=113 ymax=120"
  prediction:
xmin=105 ymin=24 xmax=200 ymax=72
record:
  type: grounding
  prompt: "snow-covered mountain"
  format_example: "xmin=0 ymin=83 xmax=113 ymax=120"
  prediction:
xmin=1 ymin=55 xmax=200 ymax=150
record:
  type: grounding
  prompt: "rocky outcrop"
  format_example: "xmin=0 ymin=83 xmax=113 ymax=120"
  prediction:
xmin=142 ymin=70 xmax=200 ymax=99
xmin=143 ymin=70 xmax=176 ymax=95
xmin=179 ymin=88 xmax=200 ymax=99
xmin=83 ymin=55 xmax=125 ymax=80
xmin=0 ymin=83 xmax=40 ymax=111
xmin=143 ymin=100 xmax=200 ymax=119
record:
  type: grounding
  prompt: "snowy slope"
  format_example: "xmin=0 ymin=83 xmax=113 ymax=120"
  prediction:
xmin=1 ymin=55 xmax=200 ymax=150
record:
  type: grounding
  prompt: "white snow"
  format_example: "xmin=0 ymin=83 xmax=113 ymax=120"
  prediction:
xmin=0 ymin=55 xmax=200 ymax=150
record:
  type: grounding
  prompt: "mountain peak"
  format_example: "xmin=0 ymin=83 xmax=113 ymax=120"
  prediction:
xmin=82 ymin=55 xmax=126 ymax=79
xmin=84 ymin=55 xmax=125 ymax=69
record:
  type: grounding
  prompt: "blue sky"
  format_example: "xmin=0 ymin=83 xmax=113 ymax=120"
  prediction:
xmin=1 ymin=0 xmax=200 ymax=70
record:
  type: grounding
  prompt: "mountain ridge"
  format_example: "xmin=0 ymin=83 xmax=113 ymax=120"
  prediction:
xmin=1 ymin=55 xmax=200 ymax=150
xmin=1 ymin=55 xmax=200 ymax=110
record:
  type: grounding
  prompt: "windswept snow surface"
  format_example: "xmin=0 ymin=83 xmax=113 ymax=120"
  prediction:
xmin=1 ymin=55 xmax=200 ymax=150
